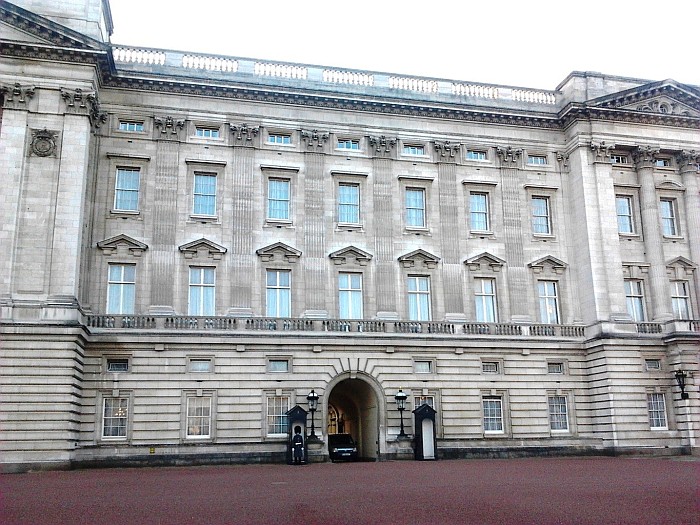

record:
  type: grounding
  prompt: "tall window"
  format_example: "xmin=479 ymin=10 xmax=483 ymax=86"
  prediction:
xmin=548 ymin=395 xmax=569 ymax=432
xmin=647 ymin=393 xmax=667 ymax=429
xmin=470 ymin=192 xmax=489 ymax=232
xmin=474 ymin=278 xmax=497 ymax=322
xmin=193 ymin=173 xmax=217 ymax=216
xmin=671 ymin=281 xmax=691 ymax=319
xmin=186 ymin=396 xmax=212 ymax=438
xmin=339 ymin=273 xmax=363 ymax=319
xmin=189 ymin=267 xmax=215 ymax=316
xmin=114 ymin=167 xmax=140 ymax=211
xmin=616 ymin=196 xmax=635 ymax=234
xmin=624 ymin=280 xmax=646 ymax=321
xmin=660 ymin=199 xmax=678 ymax=236
xmin=407 ymin=276 xmax=431 ymax=321
xmin=538 ymin=280 xmax=560 ymax=324
xmin=102 ymin=397 xmax=128 ymax=438
xmin=405 ymin=188 xmax=426 ymax=228
xmin=267 ymin=395 xmax=290 ymax=435
xmin=531 ymin=196 xmax=551 ymax=234
xmin=482 ymin=396 xmax=503 ymax=433
xmin=338 ymin=183 xmax=360 ymax=224
xmin=107 ymin=264 xmax=135 ymax=314
xmin=268 ymin=179 xmax=290 ymax=220
xmin=266 ymin=270 xmax=291 ymax=317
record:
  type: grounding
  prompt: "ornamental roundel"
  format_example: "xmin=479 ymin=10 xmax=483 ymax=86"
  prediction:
xmin=30 ymin=128 xmax=58 ymax=157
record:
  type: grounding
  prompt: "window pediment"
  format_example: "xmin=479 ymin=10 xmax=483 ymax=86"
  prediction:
xmin=586 ymin=80 xmax=700 ymax=117
xmin=256 ymin=242 xmax=302 ymax=263
xmin=97 ymin=234 xmax=148 ymax=257
xmin=666 ymin=256 xmax=696 ymax=279
xmin=465 ymin=252 xmax=506 ymax=272
xmin=398 ymin=249 xmax=440 ymax=269
xmin=329 ymin=246 xmax=373 ymax=266
xmin=528 ymin=255 xmax=567 ymax=274
xmin=178 ymin=238 xmax=227 ymax=260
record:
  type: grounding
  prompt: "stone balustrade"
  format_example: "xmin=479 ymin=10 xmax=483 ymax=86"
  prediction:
xmin=111 ymin=46 xmax=558 ymax=106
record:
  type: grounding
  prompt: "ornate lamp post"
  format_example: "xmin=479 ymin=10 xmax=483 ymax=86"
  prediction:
xmin=395 ymin=388 xmax=408 ymax=438
xmin=306 ymin=389 xmax=320 ymax=437
xmin=675 ymin=370 xmax=689 ymax=400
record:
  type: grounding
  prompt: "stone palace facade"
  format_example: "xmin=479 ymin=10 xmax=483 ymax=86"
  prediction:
xmin=1 ymin=0 xmax=698 ymax=472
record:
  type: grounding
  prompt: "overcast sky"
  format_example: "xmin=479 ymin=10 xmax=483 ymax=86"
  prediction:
xmin=108 ymin=0 xmax=699 ymax=90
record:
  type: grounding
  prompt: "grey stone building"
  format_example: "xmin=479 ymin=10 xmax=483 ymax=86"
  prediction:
xmin=1 ymin=0 xmax=698 ymax=472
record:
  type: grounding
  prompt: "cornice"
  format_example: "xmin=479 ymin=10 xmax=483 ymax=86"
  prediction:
xmin=560 ymin=104 xmax=700 ymax=130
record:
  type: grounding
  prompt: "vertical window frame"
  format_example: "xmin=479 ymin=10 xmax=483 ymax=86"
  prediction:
xmin=407 ymin=275 xmax=432 ymax=321
xmin=185 ymin=395 xmax=213 ymax=439
xmin=113 ymin=167 xmax=141 ymax=212
xmin=548 ymin=395 xmax=570 ymax=433
xmin=266 ymin=393 xmax=291 ymax=437
xmin=192 ymin=172 xmax=218 ymax=217
xmin=531 ymin=196 xmax=552 ymax=235
xmin=188 ymin=266 xmax=216 ymax=317
xmin=538 ymin=280 xmax=560 ymax=324
xmin=647 ymin=392 xmax=668 ymax=430
xmin=624 ymin=279 xmax=646 ymax=322
xmin=616 ymin=195 xmax=635 ymax=234
xmin=337 ymin=182 xmax=361 ymax=225
xmin=660 ymin=198 xmax=679 ymax=236
xmin=106 ymin=263 xmax=136 ymax=315
xmin=474 ymin=277 xmax=498 ymax=323
xmin=405 ymin=187 xmax=426 ymax=229
xmin=266 ymin=269 xmax=292 ymax=318
xmin=101 ymin=395 xmax=130 ymax=440
xmin=267 ymin=178 xmax=291 ymax=222
xmin=338 ymin=272 xmax=363 ymax=319
xmin=469 ymin=192 xmax=490 ymax=232
xmin=482 ymin=395 xmax=505 ymax=434
xmin=671 ymin=281 xmax=692 ymax=320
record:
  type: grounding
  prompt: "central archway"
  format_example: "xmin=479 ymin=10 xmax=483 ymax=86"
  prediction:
xmin=326 ymin=375 xmax=383 ymax=460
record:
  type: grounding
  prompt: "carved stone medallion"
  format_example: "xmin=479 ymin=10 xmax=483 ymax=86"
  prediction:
xmin=30 ymin=129 xmax=58 ymax=157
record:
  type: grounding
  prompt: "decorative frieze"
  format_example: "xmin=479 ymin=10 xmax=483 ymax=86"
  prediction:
xmin=229 ymin=123 xmax=260 ymax=146
xmin=60 ymin=88 xmax=107 ymax=129
xmin=495 ymin=146 xmax=522 ymax=165
xmin=1 ymin=82 xmax=34 ymax=109
xmin=154 ymin=115 xmax=185 ymax=139
xmin=29 ymin=128 xmax=59 ymax=157
xmin=368 ymin=135 xmax=397 ymax=158
xmin=300 ymin=129 xmax=329 ymax=149
xmin=590 ymin=141 xmax=615 ymax=163
xmin=434 ymin=140 xmax=461 ymax=161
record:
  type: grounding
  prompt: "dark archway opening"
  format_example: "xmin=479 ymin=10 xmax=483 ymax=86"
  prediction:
xmin=327 ymin=378 xmax=378 ymax=460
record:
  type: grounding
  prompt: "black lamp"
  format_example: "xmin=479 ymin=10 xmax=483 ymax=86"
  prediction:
xmin=395 ymin=388 xmax=408 ymax=438
xmin=674 ymin=370 xmax=689 ymax=400
xmin=306 ymin=389 xmax=319 ymax=437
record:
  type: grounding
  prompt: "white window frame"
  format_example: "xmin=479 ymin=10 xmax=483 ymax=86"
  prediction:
xmin=474 ymin=277 xmax=498 ymax=323
xmin=413 ymin=359 xmax=435 ymax=374
xmin=266 ymin=269 xmax=291 ymax=318
xmin=482 ymin=396 xmax=504 ymax=434
xmin=106 ymin=263 xmax=136 ymax=315
xmin=106 ymin=357 xmax=130 ymax=373
xmin=466 ymin=150 xmax=487 ymax=161
xmin=655 ymin=158 xmax=671 ymax=168
xmin=193 ymin=172 xmax=217 ymax=217
xmin=403 ymin=144 xmax=425 ymax=156
xmin=647 ymin=392 xmax=668 ymax=430
xmin=660 ymin=198 xmax=679 ymax=236
xmin=266 ymin=394 xmax=291 ymax=437
xmin=616 ymin=195 xmax=635 ymax=234
xmin=102 ymin=396 xmax=129 ymax=440
xmin=118 ymin=120 xmax=144 ymax=132
xmin=548 ymin=395 xmax=569 ymax=432
xmin=268 ymin=133 xmax=292 ymax=145
xmin=185 ymin=395 xmax=212 ymax=439
xmin=339 ymin=272 xmax=363 ymax=319
xmin=527 ymin=154 xmax=548 ymax=165
xmin=611 ymin=154 xmax=629 ymax=165
xmin=338 ymin=182 xmax=361 ymax=225
xmin=644 ymin=359 xmax=662 ymax=372
xmin=195 ymin=126 xmax=220 ymax=138
xmin=671 ymin=281 xmax=692 ymax=320
xmin=531 ymin=196 xmax=552 ymax=235
xmin=538 ymin=280 xmax=560 ymax=324
xmin=405 ymin=187 xmax=426 ymax=228
xmin=624 ymin=279 xmax=646 ymax=322
xmin=407 ymin=275 xmax=431 ymax=321
xmin=481 ymin=361 xmax=500 ymax=374
xmin=267 ymin=178 xmax=291 ymax=221
xmin=188 ymin=267 xmax=216 ymax=316
xmin=469 ymin=192 xmax=490 ymax=232
xmin=337 ymin=139 xmax=360 ymax=150
xmin=114 ymin=167 xmax=140 ymax=212
xmin=547 ymin=362 xmax=565 ymax=375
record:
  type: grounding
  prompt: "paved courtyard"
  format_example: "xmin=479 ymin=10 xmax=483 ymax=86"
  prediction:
xmin=1 ymin=456 xmax=698 ymax=525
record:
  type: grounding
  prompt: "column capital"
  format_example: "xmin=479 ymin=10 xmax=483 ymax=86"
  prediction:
xmin=229 ymin=123 xmax=260 ymax=147
xmin=434 ymin=140 xmax=461 ymax=162
xmin=590 ymin=141 xmax=615 ymax=163
xmin=1 ymin=82 xmax=35 ymax=109
xmin=153 ymin=115 xmax=185 ymax=140
xmin=300 ymin=129 xmax=329 ymax=150
xmin=59 ymin=87 xmax=107 ymax=130
xmin=632 ymin=145 xmax=660 ymax=169
xmin=675 ymin=150 xmax=700 ymax=173
xmin=368 ymin=135 xmax=397 ymax=158
xmin=495 ymin=145 xmax=522 ymax=166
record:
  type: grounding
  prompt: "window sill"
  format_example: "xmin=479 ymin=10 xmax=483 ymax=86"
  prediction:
xmin=405 ymin=227 xmax=431 ymax=236
xmin=336 ymin=223 xmax=364 ymax=232
xmin=618 ymin=232 xmax=641 ymax=238
xmin=532 ymin=234 xmax=556 ymax=242
xmin=188 ymin=216 xmax=219 ymax=224
xmin=265 ymin=219 xmax=294 ymax=229
xmin=469 ymin=231 xmax=495 ymax=239
xmin=662 ymin=235 xmax=684 ymax=241
xmin=110 ymin=209 xmax=140 ymax=217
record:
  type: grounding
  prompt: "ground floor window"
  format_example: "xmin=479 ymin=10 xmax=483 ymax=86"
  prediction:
xmin=482 ymin=396 xmax=504 ymax=434
xmin=548 ymin=395 xmax=569 ymax=432
xmin=186 ymin=396 xmax=212 ymax=438
xmin=102 ymin=397 xmax=129 ymax=439
xmin=267 ymin=395 xmax=290 ymax=436
xmin=647 ymin=393 xmax=667 ymax=430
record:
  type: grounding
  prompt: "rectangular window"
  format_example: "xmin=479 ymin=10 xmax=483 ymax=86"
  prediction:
xmin=106 ymin=358 xmax=129 ymax=373
xmin=660 ymin=199 xmax=678 ymax=236
xmin=407 ymin=276 xmax=431 ymax=321
xmin=267 ymin=179 xmax=290 ymax=220
xmin=611 ymin=155 xmax=629 ymax=164
xmin=671 ymin=281 xmax=692 ymax=320
xmin=616 ymin=196 xmax=635 ymax=234
xmin=466 ymin=150 xmax=487 ymax=161
xmin=268 ymin=359 xmax=290 ymax=373
xmin=474 ymin=278 xmax=497 ymax=322
xmin=107 ymin=264 xmax=135 ymax=314
xmin=267 ymin=395 xmax=290 ymax=435
xmin=483 ymin=396 xmax=504 ymax=433
xmin=266 ymin=270 xmax=291 ymax=317
xmin=645 ymin=359 xmax=661 ymax=371
xmin=403 ymin=144 xmax=425 ymax=156
xmin=414 ymin=395 xmax=435 ymax=410
xmin=195 ymin=127 xmax=219 ymax=138
xmin=338 ymin=183 xmax=360 ymax=224
xmin=538 ymin=280 xmax=560 ymax=324
xmin=647 ymin=393 xmax=667 ymax=429
xmin=469 ymin=192 xmax=490 ymax=232
xmin=102 ymin=397 xmax=128 ymax=438
xmin=527 ymin=155 xmax=547 ymax=165
xmin=547 ymin=362 xmax=564 ymax=374
xmin=188 ymin=358 xmax=212 ymax=373
xmin=531 ymin=196 xmax=551 ymax=235
xmin=188 ymin=267 xmax=215 ymax=316
xmin=414 ymin=360 xmax=433 ymax=374
xmin=114 ymin=167 xmax=140 ymax=212
xmin=268 ymin=133 xmax=292 ymax=145
xmin=405 ymin=188 xmax=426 ymax=228
xmin=337 ymin=139 xmax=360 ymax=150
xmin=339 ymin=273 xmax=363 ymax=319
xmin=548 ymin=395 xmax=569 ymax=431
xmin=624 ymin=280 xmax=646 ymax=322
xmin=193 ymin=173 xmax=217 ymax=216
xmin=482 ymin=361 xmax=499 ymax=374
xmin=118 ymin=120 xmax=144 ymax=132
xmin=186 ymin=396 xmax=212 ymax=438
xmin=655 ymin=158 xmax=671 ymax=168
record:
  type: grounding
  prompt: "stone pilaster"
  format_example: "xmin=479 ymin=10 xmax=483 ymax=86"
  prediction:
xmin=633 ymin=146 xmax=672 ymax=320
xmin=496 ymin=146 xmax=529 ymax=321
xmin=676 ymin=150 xmax=700 ymax=312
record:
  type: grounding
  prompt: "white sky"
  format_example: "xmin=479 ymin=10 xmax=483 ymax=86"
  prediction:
xmin=109 ymin=0 xmax=699 ymax=90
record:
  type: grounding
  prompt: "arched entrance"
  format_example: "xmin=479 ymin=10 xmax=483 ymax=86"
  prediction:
xmin=326 ymin=376 xmax=381 ymax=460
